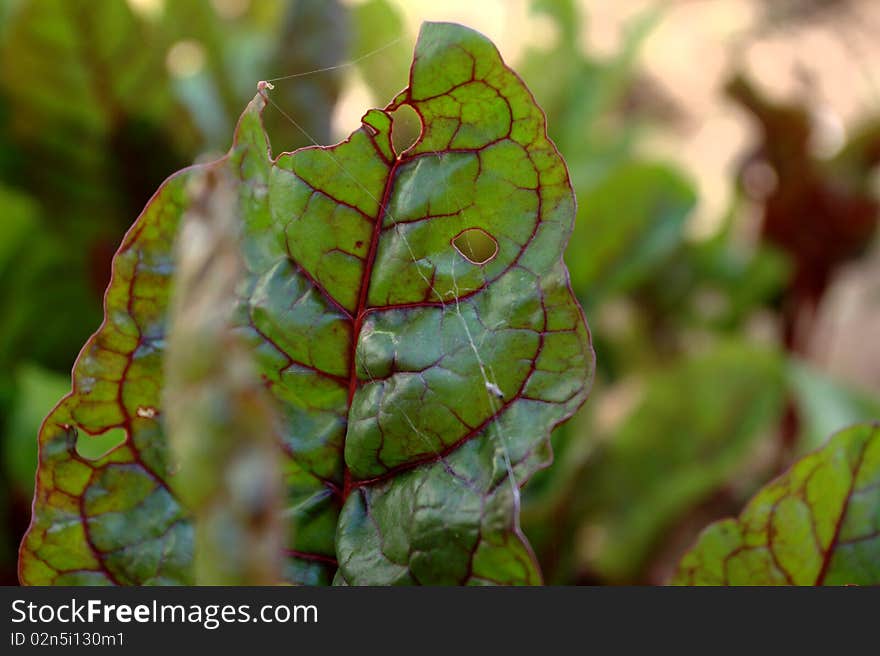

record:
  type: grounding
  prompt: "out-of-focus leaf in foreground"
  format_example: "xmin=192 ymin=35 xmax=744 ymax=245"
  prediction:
xmin=163 ymin=169 xmax=284 ymax=585
xmin=20 ymin=22 xmax=592 ymax=586
xmin=674 ymin=422 xmax=880 ymax=585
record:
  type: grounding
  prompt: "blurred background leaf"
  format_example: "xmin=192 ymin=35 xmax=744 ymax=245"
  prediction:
xmin=3 ymin=364 xmax=69 ymax=498
xmin=788 ymin=359 xmax=880 ymax=453
xmin=524 ymin=341 xmax=786 ymax=583
xmin=568 ymin=161 xmax=696 ymax=307
xmin=351 ymin=0 xmax=411 ymax=105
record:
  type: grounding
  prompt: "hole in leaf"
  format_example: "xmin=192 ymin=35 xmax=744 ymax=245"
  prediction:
xmin=390 ymin=104 xmax=422 ymax=156
xmin=452 ymin=228 xmax=499 ymax=265
xmin=75 ymin=426 xmax=127 ymax=461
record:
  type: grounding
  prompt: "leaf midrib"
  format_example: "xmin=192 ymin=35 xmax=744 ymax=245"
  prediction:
xmin=342 ymin=150 xmax=404 ymax=501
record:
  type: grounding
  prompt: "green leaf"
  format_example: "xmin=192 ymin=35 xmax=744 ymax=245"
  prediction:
xmin=20 ymin=22 xmax=593 ymax=586
xmin=673 ymin=423 xmax=880 ymax=585
xmin=351 ymin=0 xmax=411 ymax=106
xmin=566 ymin=161 xmax=696 ymax=305
xmin=265 ymin=0 xmax=350 ymax=148
xmin=0 ymin=185 xmax=102 ymax=374
xmin=681 ymin=229 xmax=791 ymax=330
xmin=0 ymin=0 xmax=195 ymax=379
xmin=788 ymin=360 xmax=880 ymax=453
xmin=524 ymin=341 xmax=785 ymax=583
xmin=3 ymin=364 xmax=70 ymax=499
xmin=0 ymin=0 xmax=194 ymax=221
xmin=0 ymin=184 xmax=37 ymax=271
xmin=586 ymin=344 xmax=783 ymax=582
xmin=519 ymin=2 xmax=659 ymax=190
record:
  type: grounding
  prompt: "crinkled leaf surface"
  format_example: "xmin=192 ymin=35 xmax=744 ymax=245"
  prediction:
xmin=673 ymin=423 xmax=880 ymax=585
xmin=20 ymin=22 xmax=593 ymax=586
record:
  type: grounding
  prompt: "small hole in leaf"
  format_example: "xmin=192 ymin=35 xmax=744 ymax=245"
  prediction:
xmin=452 ymin=228 xmax=498 ymax=265
xmin=390 ymin=104 xmax=422 ymax=156
xmin=75 ymin=426 xmax=127 ymax=461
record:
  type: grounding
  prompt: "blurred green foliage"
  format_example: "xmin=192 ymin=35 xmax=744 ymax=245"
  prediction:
xmin=0 ymin=0 xmax=878 ymax=584
xmin=524 ymin=341 xmax=787 ymax=583
xmin=516 ymin=0 xmax=879 ymax=583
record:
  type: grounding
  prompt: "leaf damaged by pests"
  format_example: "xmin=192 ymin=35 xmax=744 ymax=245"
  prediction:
xmin=19 ymin=22 xmax=593 ymax=586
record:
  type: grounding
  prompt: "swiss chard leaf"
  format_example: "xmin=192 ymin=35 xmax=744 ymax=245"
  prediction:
xmin=673 ymin=423 xmax=880 ymax=585
xmin=20 ymin=22 xmax=593 ymax=586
